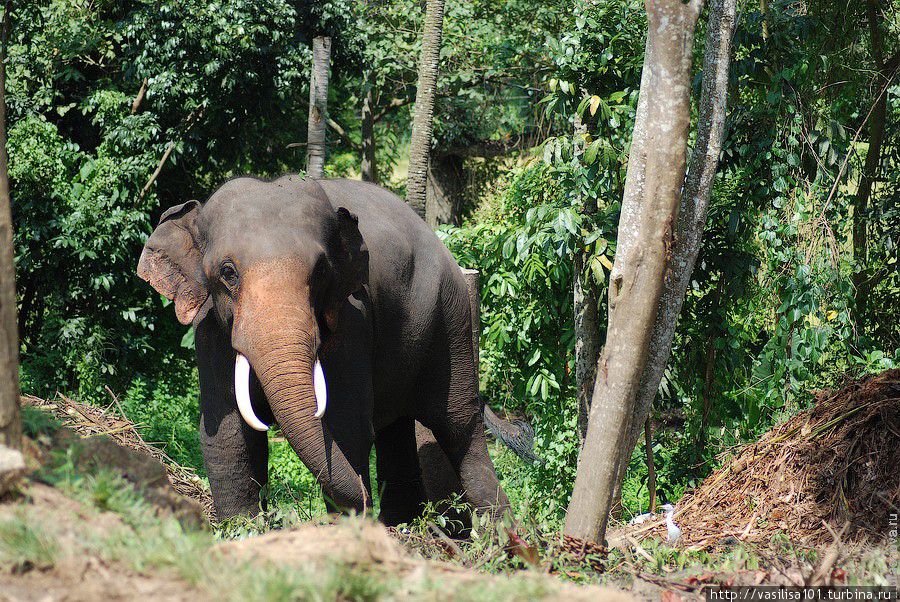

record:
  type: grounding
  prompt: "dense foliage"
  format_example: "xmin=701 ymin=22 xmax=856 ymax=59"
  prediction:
xmin=7 ymin=0 xmax=898 ymax=530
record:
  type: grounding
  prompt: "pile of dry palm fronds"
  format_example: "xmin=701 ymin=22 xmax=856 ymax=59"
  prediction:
xmin=22 ymin=392 xmax=214 ymax=520
xmin=636 ymin=369 xmax=899 ymax=550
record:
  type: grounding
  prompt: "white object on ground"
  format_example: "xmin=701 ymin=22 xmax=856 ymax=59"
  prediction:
xmin=629 ymin=512 xmax=654 ymax=525
xmin=662 ymin=503 xmax=681 ymax=543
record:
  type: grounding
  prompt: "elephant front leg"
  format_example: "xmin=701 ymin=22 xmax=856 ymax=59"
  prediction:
xmin=196 ymin=314 xmax=269 ymax=520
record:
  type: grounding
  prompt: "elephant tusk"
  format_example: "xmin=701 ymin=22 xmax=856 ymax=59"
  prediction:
xmin=313 ymin=358 xmax=327 ymax=419
xmin=235 ymin=353 xmax=270 ymax=432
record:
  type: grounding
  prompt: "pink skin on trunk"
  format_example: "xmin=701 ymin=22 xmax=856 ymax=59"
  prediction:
xmin=230 ymin=260 xmax=366 ymax=511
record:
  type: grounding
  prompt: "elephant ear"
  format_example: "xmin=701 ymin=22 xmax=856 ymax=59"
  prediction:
xmin=137 ymin=200 xmax=210 ymax=326
xmin=329 ymin=207 xmax=369 ymax=305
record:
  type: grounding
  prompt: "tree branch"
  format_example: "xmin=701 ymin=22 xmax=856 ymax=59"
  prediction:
xmin=131 ymin=77 xmax=148 ymax=114
xmin=138 ymin=141 xmax=175 ymax=202
xmin=373 ymin=97 xmax=413 ymax=123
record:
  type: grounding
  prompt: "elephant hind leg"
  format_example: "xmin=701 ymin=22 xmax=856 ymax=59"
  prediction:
xmin=419 ymin=408 xmax=510 ymax=520
xmin=374 ymin=416 xmax=426 ymax=526
xmin=413 ymin=322 xmax=510 ymax=519
xmin=414 ymin=421 xmax=472 ymax=535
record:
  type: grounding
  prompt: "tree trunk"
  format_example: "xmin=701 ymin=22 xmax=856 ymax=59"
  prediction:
xmin=407 ymin=0 xmax=445 ymax=220
xmin=306 ymin=36 xmax=332 ymax=179
xmin=425 ymin=153 xmax=464 ymax=227
xmin=644 ymin=419 xmax=656 ymax=513
xmin=573 ymin=114 xmax=600 ymax=444
xmin=698 ymin=277 xmax=725 ymax=454
xmin=853 ymin=0 xmax=890 ymax=327
xmin=614 ymin=0 xmax=736 ymax=504
xmin=564 ymin=0 xmax=702 ymax=544
xmin=0 ymin=0 xmax=21 ymax=451
xmin=361 ymin=71 xmax=377 ymax=183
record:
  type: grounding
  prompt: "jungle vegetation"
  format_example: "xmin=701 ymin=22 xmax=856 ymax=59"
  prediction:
xmin=3 ymin=0 xmax=898 ymax=534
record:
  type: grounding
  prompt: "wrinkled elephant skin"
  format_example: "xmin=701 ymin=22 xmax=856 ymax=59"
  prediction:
xmin=138 ymin=176 xmax=509 ymax=523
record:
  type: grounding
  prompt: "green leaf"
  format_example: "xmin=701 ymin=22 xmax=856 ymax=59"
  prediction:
xmin=584 ymin=139 xmax=602 ymax=165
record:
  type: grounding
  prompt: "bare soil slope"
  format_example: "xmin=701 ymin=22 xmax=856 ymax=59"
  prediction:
xmin=1 ymin=404 xmax=633 ymax=602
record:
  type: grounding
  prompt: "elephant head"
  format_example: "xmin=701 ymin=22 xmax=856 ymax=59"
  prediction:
xmin=138 ymin=176 xmax=369 ymax=509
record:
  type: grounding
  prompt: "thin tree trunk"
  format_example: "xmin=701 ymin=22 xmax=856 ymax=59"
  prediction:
xmin=614 ymin=0 xmax=736 ymax=501
xmin=407 ymin=0 xmax=445 ymax=220
xmin=644 ymin=419 xmax=656 ymax=513
xmin=573 ymin=113 xmax=600 ymax=444
xmin=853 ymin=0 xmax=890 ymax=326
xmin=361 ymin=72 xmax=377 ymax=183
xmin=564 ymin=0 xmax=702 ymax=544
xmin=698 ymin=277 xmax=725 ymax=454
xmin=306 ymin=36 xmax=332 ymax=179
xmin=0 ymin=0 xmax=21 ymax=451
xmin=131 ymin=77 xmax=148 ymax=114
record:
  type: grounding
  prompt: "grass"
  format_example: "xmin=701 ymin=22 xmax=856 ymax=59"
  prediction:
xmin=0 ymin=511 xmax=60 ymax=571
xmin=9 ymin=403 xmax=896 ymax=599
xmin=3 ymin=419 xmax=597 ymax=601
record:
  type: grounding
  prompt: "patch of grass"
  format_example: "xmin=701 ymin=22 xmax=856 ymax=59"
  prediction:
xmin=327 ymin=563 xmax=394 ymax=602
xmin=0 ymin=511 xmax=60 ymax=570
xmin=21 ymin=405 xmax=62 ymax=438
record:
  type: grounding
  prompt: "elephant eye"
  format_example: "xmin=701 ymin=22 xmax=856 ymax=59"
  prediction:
xmin=220 ymin=261 xmax=239 ymax=289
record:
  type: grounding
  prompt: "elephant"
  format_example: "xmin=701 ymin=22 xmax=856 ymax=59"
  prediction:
xmin=137 ymin=175 xmax=511 ymax=524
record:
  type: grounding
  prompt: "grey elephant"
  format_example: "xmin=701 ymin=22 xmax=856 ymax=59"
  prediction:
xmin=138 ymin=175 xmax=512 ymax=524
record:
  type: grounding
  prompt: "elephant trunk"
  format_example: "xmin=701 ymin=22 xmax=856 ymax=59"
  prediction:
xmin=232 ymin=273 xmax=366 ymax=512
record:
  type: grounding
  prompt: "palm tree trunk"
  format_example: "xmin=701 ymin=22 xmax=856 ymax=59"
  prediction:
xmin=406 ymin=0 xmax=445 ymax=220
xmin=0 ymin=0 xmax=21 ymax=451
xmin=564 ymin=0 xmax=702 ymax=544
xmin=361 ymin=71 xmax=377 ymax=183
xmin=306 ymin=36 xmax=332 ymax=179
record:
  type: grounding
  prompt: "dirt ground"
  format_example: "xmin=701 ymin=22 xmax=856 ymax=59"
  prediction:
xmin=0 ymin=415 xmax=634 ymax=601
xmin=4 ymin=372 xmax=898 ymax=601
xmin=0 ymin=483 xmax=203 ymax=602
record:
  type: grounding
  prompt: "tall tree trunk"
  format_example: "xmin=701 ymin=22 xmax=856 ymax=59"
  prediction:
xmin=573 ymin=114 xmax=600 ymax=444
xmin=565 ymin=0 xmax=702 ymax=544
xmin=853 ymin=0 xmax=890 ymax=327
xmin=407 ymin=0 xmax=445 ymax=220
xmin=0 ymin=0 xmax=21 ymax=451
xmin=361 ymin=71 xmax=377 ymax=183
xmin=306 ymin=36 xmax=332 ymax=179
xmin=614 ymin=0 xmax=736 ymax=503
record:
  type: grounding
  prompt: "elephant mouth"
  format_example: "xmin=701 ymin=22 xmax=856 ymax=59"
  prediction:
xmin=234 ymin=352 xmax=328 ymax=432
